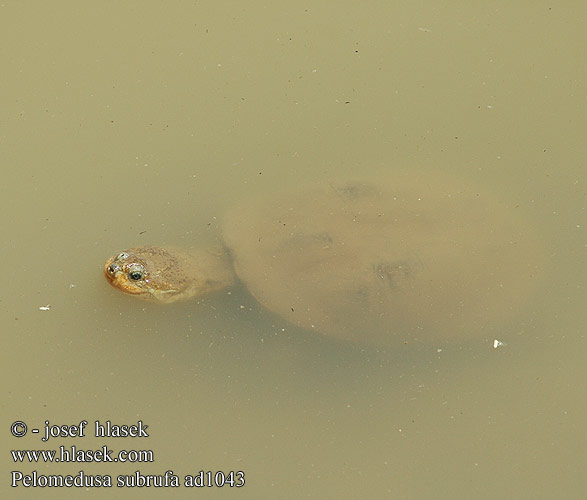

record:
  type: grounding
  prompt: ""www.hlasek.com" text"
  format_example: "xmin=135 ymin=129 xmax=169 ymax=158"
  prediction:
xmin=11 ymin=446 xmax=154 ymax=463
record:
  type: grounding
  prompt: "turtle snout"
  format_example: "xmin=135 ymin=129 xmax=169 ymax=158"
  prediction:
xmin=106 ymin=263 xmax=118 ymax=275
xmin=104 ymin=258 xmax=122 ymax=281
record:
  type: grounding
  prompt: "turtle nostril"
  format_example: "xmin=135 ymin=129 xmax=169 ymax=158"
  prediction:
xmin=108 ymin=265 xmax=116 ymax=275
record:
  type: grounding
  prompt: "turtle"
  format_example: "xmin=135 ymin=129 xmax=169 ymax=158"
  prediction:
xmin=104 ymin=178 xmax=543 ymax=345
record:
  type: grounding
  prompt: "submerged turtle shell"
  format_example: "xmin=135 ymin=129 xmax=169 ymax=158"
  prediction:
xmin=222 ymin=179 xmax=542 ymax=345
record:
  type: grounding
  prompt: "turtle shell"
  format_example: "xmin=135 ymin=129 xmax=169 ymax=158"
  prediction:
xmin=222 ymin=178 xmax=542 ymax=345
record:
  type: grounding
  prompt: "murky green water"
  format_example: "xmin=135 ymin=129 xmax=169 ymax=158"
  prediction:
xmin=2 ymin=2 xmax=585 ymax=499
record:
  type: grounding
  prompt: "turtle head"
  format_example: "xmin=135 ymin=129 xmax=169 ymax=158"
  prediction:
xmin=104 ymin=245 xmax=235 ymax=303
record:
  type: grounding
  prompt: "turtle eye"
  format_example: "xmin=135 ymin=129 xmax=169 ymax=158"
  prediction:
xmin=127 ymin=265 xmax=145 ymax=281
